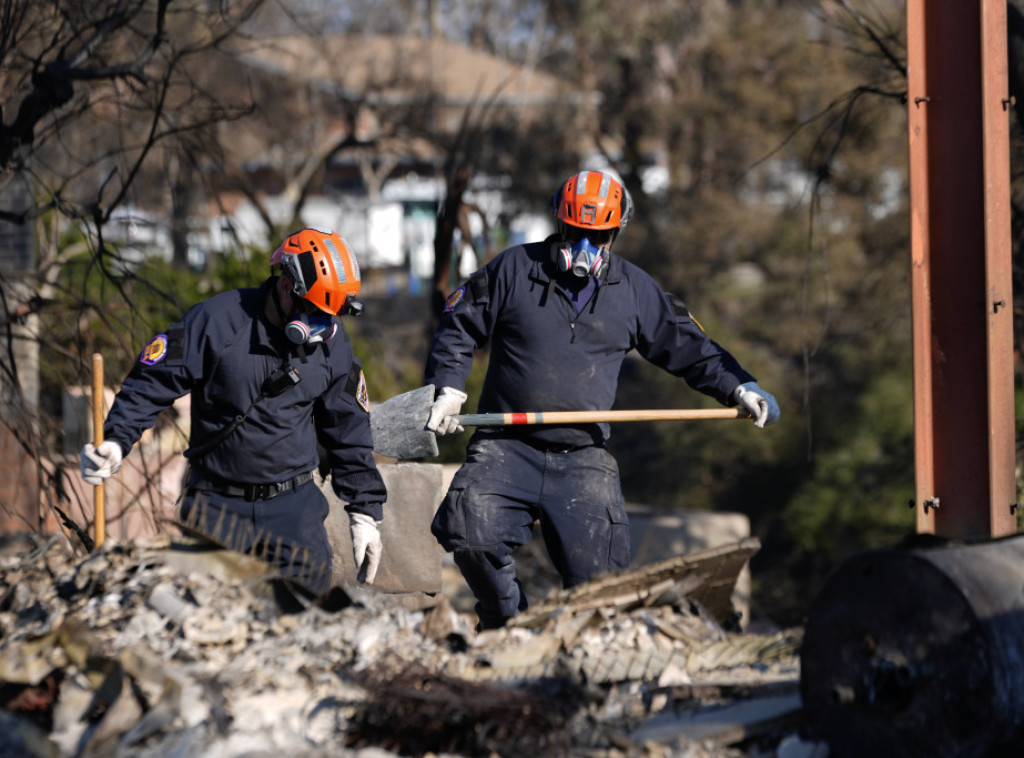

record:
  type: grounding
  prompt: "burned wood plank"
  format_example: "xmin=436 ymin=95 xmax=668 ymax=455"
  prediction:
xmin=508 ymin=538 xmax=760 ymax=628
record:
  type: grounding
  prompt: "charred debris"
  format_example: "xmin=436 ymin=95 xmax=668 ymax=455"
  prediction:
xmin=0 ymin=534 xmax=814 ymax=758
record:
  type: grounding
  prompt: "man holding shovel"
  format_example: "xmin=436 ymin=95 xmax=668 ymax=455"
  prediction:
xmin=80 ymin=228 xmax=387 ymax=594
xmin=423 ymin=170 xmax=779 ymax=630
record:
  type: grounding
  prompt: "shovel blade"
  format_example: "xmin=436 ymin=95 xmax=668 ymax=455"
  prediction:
xmin=370 ymin=384 xmax=440 ymax=459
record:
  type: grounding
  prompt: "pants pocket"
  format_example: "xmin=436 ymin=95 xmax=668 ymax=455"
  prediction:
xmin=607 ymin=502 xmax=630 ymax=571
xmin=431 ymin=487 xmax=469 ymax=552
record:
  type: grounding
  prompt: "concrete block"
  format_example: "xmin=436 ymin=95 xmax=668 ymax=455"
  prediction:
xmin=628 ymin=506 xmax=751 ymax=562
xmin=324 ymin=462 xmax=445 ymax=593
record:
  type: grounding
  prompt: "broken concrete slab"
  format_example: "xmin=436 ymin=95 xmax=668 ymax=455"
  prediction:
xmin=324 ymin=462 xmax=445 ymax=594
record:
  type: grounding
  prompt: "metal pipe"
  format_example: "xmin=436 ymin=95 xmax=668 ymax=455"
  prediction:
xmin=801 ymin=535 xmax=1024 ymax=757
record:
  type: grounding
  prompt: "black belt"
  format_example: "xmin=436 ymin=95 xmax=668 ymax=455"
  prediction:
xmin=479 ymin=429 xmax=603 ymax=455
xmin=530 ymin=441 xmax=591 ymax=454
xmin=187 ymin=471 xmax=315 ymax=502
xmin=519 ymin=436 xmax=599 ymax=454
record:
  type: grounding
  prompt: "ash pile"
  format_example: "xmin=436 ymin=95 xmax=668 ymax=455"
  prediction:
xmin=0 ymin=535 xmax=813 ymax=758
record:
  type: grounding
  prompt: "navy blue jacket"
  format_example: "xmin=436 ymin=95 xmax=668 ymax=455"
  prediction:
xmin=425 ymin=238 xmax=755 ymax=448
xmin=104 ymin=279 xmax=386 ymax=519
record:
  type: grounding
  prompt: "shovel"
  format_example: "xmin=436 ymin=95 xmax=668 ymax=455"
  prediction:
xmin=369 ymin=384 xmax=750 ymax=460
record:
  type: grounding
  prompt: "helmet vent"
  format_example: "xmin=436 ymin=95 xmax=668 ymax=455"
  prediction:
xmin=324 ymin=237 xmax=348 ymax=283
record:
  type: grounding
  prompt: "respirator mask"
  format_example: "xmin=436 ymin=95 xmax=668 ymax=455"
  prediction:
xmin=557 ymin=224 xmax=615 ymax=279
xmin=285 ymin=298 xmax=338 ymax=345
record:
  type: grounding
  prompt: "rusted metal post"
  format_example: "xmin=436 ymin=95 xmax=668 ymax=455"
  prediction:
xmin=906 ymin=2 xmax=1016 ymax=538
xmin=980 ymin=0 xmax=1018 ymax=537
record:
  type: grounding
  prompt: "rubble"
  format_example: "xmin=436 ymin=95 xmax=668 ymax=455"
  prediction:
xmin=0 ymin=534 xmax=814 ymax=757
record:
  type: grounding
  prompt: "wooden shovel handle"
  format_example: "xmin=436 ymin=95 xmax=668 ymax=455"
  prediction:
xmin=454 ymin=407 xmax=750 ymax=426
xmin=92 ymin=353 xmax=105 ymax=549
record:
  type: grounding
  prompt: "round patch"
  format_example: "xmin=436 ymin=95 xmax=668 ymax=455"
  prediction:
xmin=443 ymin=286 xmax=466 ymax=313
xmin=140 ymin=334 xmax=169 ymax=365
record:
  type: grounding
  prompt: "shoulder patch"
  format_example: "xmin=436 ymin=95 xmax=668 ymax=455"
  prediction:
xmin=444 ymin=286 xmax=466 ymax=313
xmin=344 ymin=361 xmax=370 ymax=412
xmin=140 ymin=334 xmax=169 ymax=365
xmin=668 ymin=293 xmax=706 ymax=333
xmin=355 ymin=370 xmax=370 ymax=412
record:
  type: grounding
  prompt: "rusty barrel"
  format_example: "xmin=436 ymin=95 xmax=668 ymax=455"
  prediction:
xmin=800 ymin=534 xmax=1024 ymax=758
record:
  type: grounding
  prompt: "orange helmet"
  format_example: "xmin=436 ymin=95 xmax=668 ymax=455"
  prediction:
xmin=552 ymin=170 xmax=633 ymax=234
xmin=270 ymin=228 xmax=361 ymax=316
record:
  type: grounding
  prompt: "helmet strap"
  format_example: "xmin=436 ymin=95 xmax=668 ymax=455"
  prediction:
xmin=269 ymin=275 xmax=289 ymax=325
xmin=270 ymin=275 xmax=326 ymax=361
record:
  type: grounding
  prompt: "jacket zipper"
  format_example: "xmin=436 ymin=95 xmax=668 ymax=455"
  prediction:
xmin=566 ymin=281 xmax=604 ymax=344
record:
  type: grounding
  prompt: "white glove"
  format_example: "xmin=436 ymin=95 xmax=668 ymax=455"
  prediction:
xmin=349 ymin=512 xmax=383 ymax=584
xmin=426 ymin=386 xmax=467 ymax=436
xmin=732 ymin=382 xmax=781 ymax=429
xmin=80 ymin=441 xmax=123 ymax=485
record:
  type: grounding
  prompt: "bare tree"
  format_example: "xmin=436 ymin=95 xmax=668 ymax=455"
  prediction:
xmin=431 ymin=95 xmax=502 ymax=320
xmin=0 ymin=0 xmax=578 ymax=547
xmin=0 ymin=0 xmax=267 ymax=546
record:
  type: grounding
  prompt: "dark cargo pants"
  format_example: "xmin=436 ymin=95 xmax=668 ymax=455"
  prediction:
xmin=431 ymin=435 xmax=630 ymax=629
xmin=179 ymin=479 xmax=334 ymax=595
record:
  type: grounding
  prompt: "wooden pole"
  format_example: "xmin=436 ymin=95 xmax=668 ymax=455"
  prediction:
xmin=455 ymin=408 xmax=750 ymax=426
xmin=92 ymin=352 xmax=105 ymax=549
